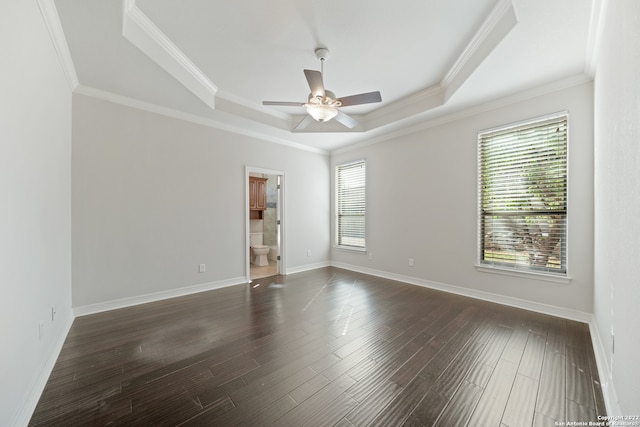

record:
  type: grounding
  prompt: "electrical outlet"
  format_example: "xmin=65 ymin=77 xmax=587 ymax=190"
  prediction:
xmin=368 ymin=252 xmax=374 ymax=260
xmin=199 ymin=264 xmax=206 ymax=273
xmin=409 ymin=258 xmax=415 ymax=267
xmin=307 ymin=250 xmax=311 ymax=257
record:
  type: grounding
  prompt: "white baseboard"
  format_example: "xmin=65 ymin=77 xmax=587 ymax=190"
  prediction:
xmin=588 ymin=318 xmax=621 ymax=416
xmin=331 ymin=261 xmax=592 ymax=323
xmin=73 ymin=277 xmax=246 ymax=317
xmin=11 ymin=313 xmax=74 ymax=427
xmin=286 ymin=261 xmax=331 ymax=275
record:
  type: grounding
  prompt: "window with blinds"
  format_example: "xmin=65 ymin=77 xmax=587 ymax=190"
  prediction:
xmin=336 ymin=159 xmax=366 ymax=250
xmin=478 ymin=113 xmax=568 ymax=274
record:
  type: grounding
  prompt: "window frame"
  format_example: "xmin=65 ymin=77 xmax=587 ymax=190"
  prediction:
xmin=476 ymin=112 xmax=570 ymax=283
xmin=335 ymin=159 xmax=367 ymax=252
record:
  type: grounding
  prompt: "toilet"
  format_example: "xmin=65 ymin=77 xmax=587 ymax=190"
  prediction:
xmin=250 ymin=232 xmax=270 ymax=266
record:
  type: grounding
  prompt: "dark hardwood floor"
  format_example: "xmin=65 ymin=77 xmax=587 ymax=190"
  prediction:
xmin=30 ymin=267 xmax=606 ymax=426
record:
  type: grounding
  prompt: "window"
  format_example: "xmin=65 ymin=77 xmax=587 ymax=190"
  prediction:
xmin=478 ymin=113 xmax=567 ymax=275
xmin=336 ymin=159 xmax=366 ymax=250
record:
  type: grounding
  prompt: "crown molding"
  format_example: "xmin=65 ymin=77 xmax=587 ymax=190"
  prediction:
xmin=122 ymin=0 xmax=217 ymax=110
xmin=442 ymin=0 xmax=517 ymax=102
xmin=217 ymin=90 xmax=291 ymax=121
xmin=37 ymin=0 xmax=79 ymax=91
xmin=332 ymin=73 xmax=592 ymax=155
xmin=74 ymin=85 xmax=328 ymax=155
xmin=361 ymin=0 xmax=516 ymax=133
xmin=365 ymin=84 xmax=445 ymax=130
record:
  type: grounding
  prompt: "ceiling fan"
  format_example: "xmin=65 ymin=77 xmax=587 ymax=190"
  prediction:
xmin=262 ymin=48 xmax=382 ymax=130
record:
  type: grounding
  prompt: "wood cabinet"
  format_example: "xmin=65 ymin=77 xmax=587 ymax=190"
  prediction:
xmin=249 ymin=177 xmax=267 ymax=218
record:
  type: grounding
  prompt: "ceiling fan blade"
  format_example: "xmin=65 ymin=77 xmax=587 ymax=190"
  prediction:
xmin=334 ymin=110 xmax=359 ymax=129
xmin=294 ymin=114 xmax=316 ymax=131
xmin=337 ymin=91 xmax=382 ymax=107
xmin=262 ymin=101 xmax=305 ymax=106
xmin=304 ymin=69 xmax=325 ymax=98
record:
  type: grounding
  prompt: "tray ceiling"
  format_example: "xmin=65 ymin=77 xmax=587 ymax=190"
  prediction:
xmin=50 ymin=0 xmax=599 ymax=152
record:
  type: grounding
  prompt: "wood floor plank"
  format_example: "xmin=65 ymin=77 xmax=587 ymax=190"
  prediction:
xmin=321 ymin=342 xmax=384 ymax=381
xmin=340 ymin=307 xmax=460 ymax=421
xmin=301 ymin=392 xmax=359 ymax=427
xmin=238 ymin=393 xmax=298 ymax=427
xmin=566 ymin=343 xmax=597 ymax=409
xmin=193 ymin=366 xmax=316 ymax=425
xmin=567 ymin=398 xmax=598 ymax=423
xmin=404 ymin=389 xmax=449 ymax=427
xmin=176 ymin=396 xmax=235 ymax=426
xmin=466 ymin=358 xmax=519 ymax=427
xmin=533 ymin=411 xmax=558 ymax=427
xmin=536 ymin=348 xmax=566 ymax=422
xmin=404 ymin=334 xmax=485 ymax=425
xmin=430 ymin=340 xmax=485 ymax=399
xmin=544 ymin=316 xmax=567 ymax=355
xmin=585 ymin=333 xmax=608 ymax=417
xmin=344 ymin=340 xmax=421 ymax=403
xmin=228 ymin=365 xmax=316 ymax=408
xmin=345 ymin=380 xmax=402 ymax=426
xmin=518 ymin=331 xmax=546 ymax=379
xmin=368 ymin=374 xmax=434 ymax=427
xmin=29 ymin=267 xmax=606 ymax=426
xmin=465 ymin=361 xmax=494 ymax=390
xmin=433 ymin=381 xmax=483 ymax=427
xmin=289 ymin=373 xmax=331 ymax=404
xmin=270 ymin=373 xmax=356 ymax=426
xmin=473 ymin=324 xmax=513 ymax=369
xmin=501 ymin=373 xmax=539 ymax=427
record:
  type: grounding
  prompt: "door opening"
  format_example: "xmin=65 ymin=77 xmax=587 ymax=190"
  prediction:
xmin=246 ymin=167 xmax=285 ymax=281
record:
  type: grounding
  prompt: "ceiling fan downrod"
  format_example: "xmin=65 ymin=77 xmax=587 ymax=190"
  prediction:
xmin=315 ymin=47 xmax=329 ymax=78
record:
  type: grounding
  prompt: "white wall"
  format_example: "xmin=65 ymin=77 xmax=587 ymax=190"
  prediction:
xmin=0 ymin=1 xmax=73 ymax=425
xmin=72 ymin=94 xmax=330 ymax=309
xmin=593 ymin=0 xmax=640 ymax=415
xmin=332 ymin=82 xmax=594 ymax=316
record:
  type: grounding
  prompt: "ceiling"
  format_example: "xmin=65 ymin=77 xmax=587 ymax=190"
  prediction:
xmin=52 ymin=0 xmax=599 ymax=152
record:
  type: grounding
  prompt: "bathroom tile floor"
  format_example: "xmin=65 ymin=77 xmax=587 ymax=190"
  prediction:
xmin=250 ymin=259 xmax=278 ymax=280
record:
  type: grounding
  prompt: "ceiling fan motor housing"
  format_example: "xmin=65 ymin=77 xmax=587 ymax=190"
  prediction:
xmin=309 ymin=90 xmax=340 ymax=105
xmin=315 ymin=48 xmax=330 ymax=62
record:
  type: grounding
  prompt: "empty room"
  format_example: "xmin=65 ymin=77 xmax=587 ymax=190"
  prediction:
xmin=2 ymin=0 xmax=639 ymax=425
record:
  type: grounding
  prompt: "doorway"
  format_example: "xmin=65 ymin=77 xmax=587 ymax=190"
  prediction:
xmin=246 ymin=166 xmax=285 ymax=281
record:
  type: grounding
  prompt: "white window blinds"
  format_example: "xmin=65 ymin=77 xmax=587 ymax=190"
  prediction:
xmin=479 ymin=114 xmax=568 ymax=274
xmin=336 ymin=159 xmax=366 ymax=250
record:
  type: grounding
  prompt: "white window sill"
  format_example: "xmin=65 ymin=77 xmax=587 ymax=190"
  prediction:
xmin=475 ymin=264 xmax=571 ymax=284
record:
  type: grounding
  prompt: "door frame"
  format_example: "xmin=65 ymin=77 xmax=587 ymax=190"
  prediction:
xmin=245 ymin=166 xmax=286 ymax=282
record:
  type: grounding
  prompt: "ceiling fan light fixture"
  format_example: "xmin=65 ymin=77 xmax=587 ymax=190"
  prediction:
xmin=306 ymin=103 xmax=339 ymax=122
xmin=305 ymin=92 xmax=341 ymax=122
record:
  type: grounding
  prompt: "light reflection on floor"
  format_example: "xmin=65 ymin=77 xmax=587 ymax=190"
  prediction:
xmin=249 ymin=271 xmax=370 ymax=339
